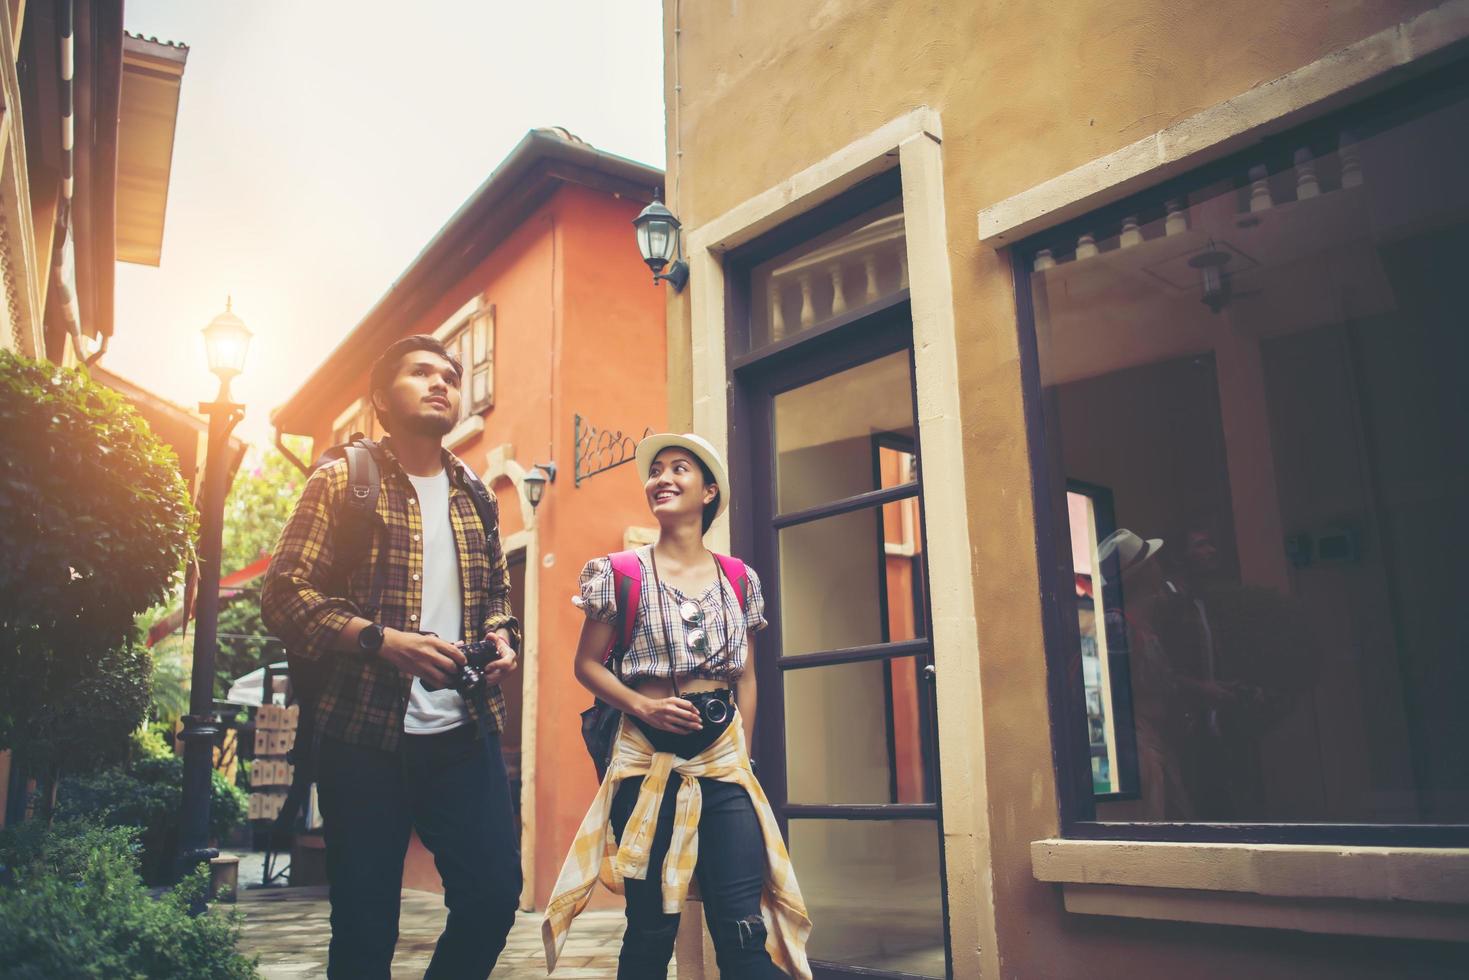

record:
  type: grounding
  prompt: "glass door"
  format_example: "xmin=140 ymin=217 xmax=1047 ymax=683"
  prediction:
xmin=738 ymin=308 xmax=948 ymax=978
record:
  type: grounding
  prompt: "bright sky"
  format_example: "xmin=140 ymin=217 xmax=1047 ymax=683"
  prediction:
xmin=109 ymin=0 xmax=666 ymax=446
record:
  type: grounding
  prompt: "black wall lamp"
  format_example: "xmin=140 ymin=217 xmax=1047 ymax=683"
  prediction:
xmin=633 ymin=191 xmax=688 ymax=292
xmin=1189 ymin=242 xmax=1234 ymax=314
xmin=523 ymin=462 xmax=557 ymax=512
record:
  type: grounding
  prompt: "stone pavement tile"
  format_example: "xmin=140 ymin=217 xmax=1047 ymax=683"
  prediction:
xmin=237 ymin=886 xmax=677 ymax=979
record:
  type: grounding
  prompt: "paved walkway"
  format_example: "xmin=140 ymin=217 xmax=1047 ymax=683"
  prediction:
xmin=235 ymin=885 xmax=663 ymax=979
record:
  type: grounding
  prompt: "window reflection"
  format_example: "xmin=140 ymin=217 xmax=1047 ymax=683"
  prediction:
xmin=785 ymin=656 xmax=931 ymax=805
xmin=773 ymin=349 xmax=915 ymax=513
xmin=788 ymin=818 xmax=945 ymax=976
xmin=1031 ymin=93 xmax=1469 ymax=824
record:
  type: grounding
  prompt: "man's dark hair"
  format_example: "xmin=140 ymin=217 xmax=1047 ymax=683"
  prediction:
xmin=368 ymin=335 xmax=462 ymax=431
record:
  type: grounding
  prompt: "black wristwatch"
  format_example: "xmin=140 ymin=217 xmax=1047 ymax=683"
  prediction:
xmin=357 ymin=622 xmax=386 ymax=655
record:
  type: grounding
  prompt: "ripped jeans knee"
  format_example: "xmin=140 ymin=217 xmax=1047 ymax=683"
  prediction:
xmin=712 ymin=913 xmax=785 ymax=977
xmin=729 ymin=914 xmax=767 ymax=950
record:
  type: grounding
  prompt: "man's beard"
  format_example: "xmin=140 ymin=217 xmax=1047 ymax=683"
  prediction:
xmin=393 ymin=409 xmax=456 ymax=438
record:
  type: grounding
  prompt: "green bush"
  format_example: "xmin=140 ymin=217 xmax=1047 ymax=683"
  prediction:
xmin=0 ymin=819 xmax=257 ymax=979
xmin=130 ymin=725 xmax=173 ymax=762
xmin=57 ymin=757 xmax=248 ymax=885
xmin=0 ymin=350 xmax=196 ymax=789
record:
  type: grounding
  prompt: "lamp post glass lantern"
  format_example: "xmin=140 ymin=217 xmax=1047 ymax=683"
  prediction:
xmin=176 ymin=298 xmax=250 ymax=899
xmin=633 ymin=193 xmax=688 ymax=291
xmin=203 ymin=297 xmax=253 ymax=386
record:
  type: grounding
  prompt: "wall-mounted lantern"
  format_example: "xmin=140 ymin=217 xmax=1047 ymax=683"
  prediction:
xmin=633 ymin=192 xmax=688 ymax=292
xmin=1189 ymin=241 xmax=1234 ymax=314
xmin=523 ymin=461 xmax=558 ymax=512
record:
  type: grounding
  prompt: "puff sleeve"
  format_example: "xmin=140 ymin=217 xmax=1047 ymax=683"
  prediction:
xmin=742 ymin=565 xmax=769 ymax=633
xmin=572 ymin=557 xmax=619 ymax=625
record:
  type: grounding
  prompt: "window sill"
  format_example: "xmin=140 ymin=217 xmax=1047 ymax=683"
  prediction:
xmin=1032 ymin=838 xmax=1469 ymax=942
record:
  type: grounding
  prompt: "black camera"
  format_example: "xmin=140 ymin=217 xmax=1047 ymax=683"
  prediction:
xmin=687 ymin=689 xmax=733 ymax=726
xmin=423 ymin=637 xmax=502 ymax=694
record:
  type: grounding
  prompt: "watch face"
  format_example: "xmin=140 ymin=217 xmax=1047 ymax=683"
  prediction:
xmin=360 ymin=624 xmax=383 ymax=651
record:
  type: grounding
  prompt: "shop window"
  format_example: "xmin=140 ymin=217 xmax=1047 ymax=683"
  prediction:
xmin=1020 ymin=69 xmax=1469 ymax=841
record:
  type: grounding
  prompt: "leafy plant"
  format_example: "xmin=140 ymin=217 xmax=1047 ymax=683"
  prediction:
xmin=0 ymin=819 xmax=258 ymax=979
xmin=221 ymin=438 xmax=308 ymax=575
xmin=145 ymin=639 xmax=192 ymax=726
xmin=57 ymin=756 xmax=247 ymax=885
xmin=130 ymin=725 xmax=174 ymax=762
xmin=0 ymin=351 xmax=196 ymax=800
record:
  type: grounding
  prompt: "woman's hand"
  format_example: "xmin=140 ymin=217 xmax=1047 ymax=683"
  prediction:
xmin=635 ymin=696 xmax=703 ymax=734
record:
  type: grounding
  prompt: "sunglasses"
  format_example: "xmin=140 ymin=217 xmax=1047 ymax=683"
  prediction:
xmin=679 ymin=599 xmax=709 ymax=652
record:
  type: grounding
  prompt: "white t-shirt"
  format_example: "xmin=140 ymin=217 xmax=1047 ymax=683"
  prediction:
xmin=403 ymin=469 xmax=468 ymax=733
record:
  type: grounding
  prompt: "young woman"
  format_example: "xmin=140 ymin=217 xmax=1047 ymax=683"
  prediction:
xmin=541 ymin=433 xmax=810 ymax=980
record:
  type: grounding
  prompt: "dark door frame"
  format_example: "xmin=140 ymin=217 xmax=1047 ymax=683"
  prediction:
xmin=729 ymin=295 xmax=953 ymax=979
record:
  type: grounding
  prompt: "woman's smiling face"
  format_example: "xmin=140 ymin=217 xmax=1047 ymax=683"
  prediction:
xmin=645 ymin=448 xmax=718 ymax=526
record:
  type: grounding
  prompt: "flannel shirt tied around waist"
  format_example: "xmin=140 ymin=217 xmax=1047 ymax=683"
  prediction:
xmin=541 ymin=713 xmax=811 ymax=979
xmin=260 ymin=443 xmax=521 ymax=753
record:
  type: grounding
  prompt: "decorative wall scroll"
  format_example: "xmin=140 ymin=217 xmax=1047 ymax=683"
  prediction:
xmin=573 ymin=414 xmax=654 ymax=487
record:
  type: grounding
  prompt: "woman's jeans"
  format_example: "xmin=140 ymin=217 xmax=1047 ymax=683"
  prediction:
xmin=610 ymin=745 xmax=786 ymax=977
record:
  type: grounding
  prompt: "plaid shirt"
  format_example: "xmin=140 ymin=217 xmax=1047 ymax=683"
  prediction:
xmin=261 ymin=438 xmax=521 ymax=752
xmin=573 ymin=548 xmax=768 ymax=682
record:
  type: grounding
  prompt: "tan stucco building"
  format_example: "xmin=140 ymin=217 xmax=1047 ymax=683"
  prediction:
xmin=656 ymin=1 xmax=1469 ymax=977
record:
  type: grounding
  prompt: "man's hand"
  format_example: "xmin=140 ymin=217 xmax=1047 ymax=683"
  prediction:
xmin=479 ymin=629 xmax=518 ymax=686
xmin=379 ymin=628 xmax=466 ymax=688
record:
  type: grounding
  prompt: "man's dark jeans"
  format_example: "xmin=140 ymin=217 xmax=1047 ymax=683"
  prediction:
xmin=315 ymin=725 xmax=521 ymax=980
xmin=610 ymin=774 xmax=785 ymax=978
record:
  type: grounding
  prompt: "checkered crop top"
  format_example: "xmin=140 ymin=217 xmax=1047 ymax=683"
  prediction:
xmin=573 ymin=547 xmax=768 ymax=682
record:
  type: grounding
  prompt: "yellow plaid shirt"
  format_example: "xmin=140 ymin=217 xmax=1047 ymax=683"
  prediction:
xmin=541 ymin=714 xmax=811 ymax=979
xmin=261 ymin=439 xmax=521 ymax=752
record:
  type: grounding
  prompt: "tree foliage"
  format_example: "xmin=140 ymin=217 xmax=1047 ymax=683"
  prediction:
xmin=0 ymin=352 xmax=196 ymax=769
xmin=0 ymin=819 xmax=258 ymax=978
xmin=212 ymin=439 xmax=304 ymax=695
xmin=221 ymin=437 xmax=308 ymax=575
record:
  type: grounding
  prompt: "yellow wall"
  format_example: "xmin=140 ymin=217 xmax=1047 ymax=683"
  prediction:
xmin=664 ymin=1 xmax=1467 ymax=976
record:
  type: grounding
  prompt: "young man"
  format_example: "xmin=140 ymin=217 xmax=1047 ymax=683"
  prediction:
xmin=262 ymin=335 xmax=522 ymax=979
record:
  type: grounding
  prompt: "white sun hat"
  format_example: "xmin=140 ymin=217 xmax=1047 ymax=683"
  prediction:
xmin=1095 ymin=528 xmax=1164 ymax=584
xmin=634 ymin=432 xmax=730 ymax=519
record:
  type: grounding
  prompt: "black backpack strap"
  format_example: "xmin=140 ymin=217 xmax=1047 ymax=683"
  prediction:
xmin=455 ymin=461 xmax=498 ymax=537
xmin=343 ymin=440 xmax=381 ymax=516
xmin=335 ymin=438 xmax=385 ymax=614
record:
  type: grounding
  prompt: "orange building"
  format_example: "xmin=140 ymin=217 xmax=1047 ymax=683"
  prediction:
xmin=268 ymin=127 xmax=666 ymax=909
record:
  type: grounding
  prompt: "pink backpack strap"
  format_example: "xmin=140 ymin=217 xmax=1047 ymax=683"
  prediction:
xmin=607 ymin=550 xmax=644 ymax=654
xmin=713 ymin=553 xmax=750 ymax=612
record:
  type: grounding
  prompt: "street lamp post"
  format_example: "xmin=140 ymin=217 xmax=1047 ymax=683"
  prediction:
xmin=175 ymin=299 xmax=251 ymax=896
